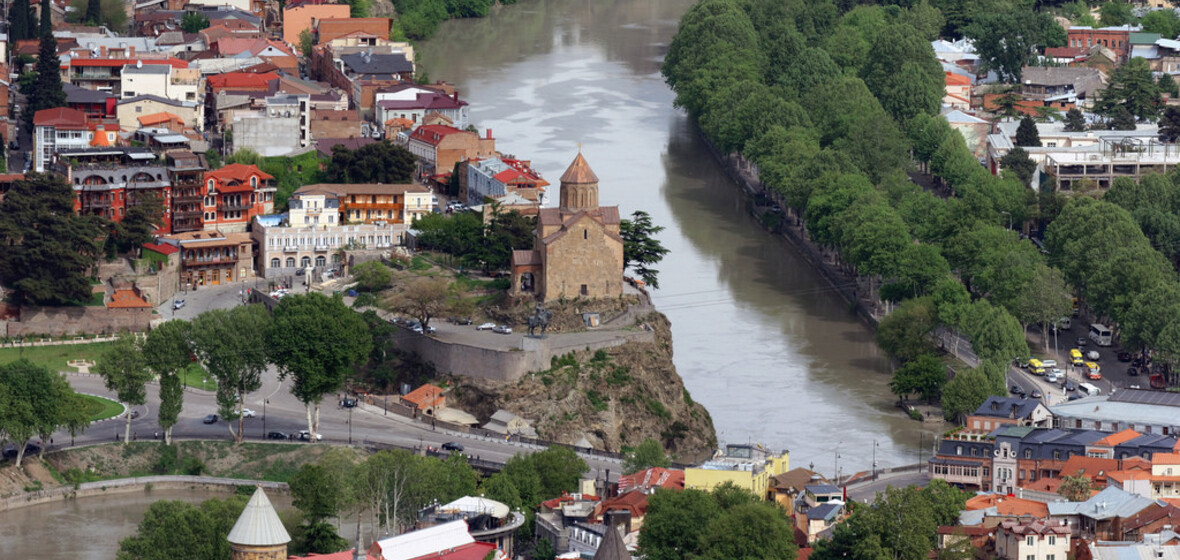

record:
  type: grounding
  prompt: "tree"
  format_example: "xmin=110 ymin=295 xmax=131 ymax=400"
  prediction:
xmin=9 ymin=0 xmax=32 ymax=41
xmin=528 ymin=446 xmax=589 ymax=499
xmin=860 ymin=24 xmax=944 ymax=122
xmin=876 ymin=297 xmax=938 ymax=362
xmin=1109 ymin=106 xmax=1138 ymax=130
xmin=290 ymin=520 xmax=349 ymax=556
xmin=181 ymin=12 xmax=210 ymax=33
xmin=116 ymin=496 xmax=248 ymax=560
xmin=95 ymin=335 xmax=154 ymax=445
xmin=117 ymin=194 xmax=165 ymax=254
xmin=1143 ymin=9 xmax=1180 ymax=41
xmin=290 ymin=464 xmax=350 ymax=522
xmin=699 ymin=502 xmax=798 ymax=560
xmin=1063 ymin=108 xmax=1087 ymax=132
xmin=620 ymin=211 xmax=670 ymax=289
xmin=298 ymin=28 xmax=315 ymax=58
xmin=964 ymin=300 xmax=1029 ymax=365
xmin=623 ymin=438 xmax=670 ymax=474
xmin=190 ymin=305 xmax=271 ymax=444
xmin=352 ymin=261 xmax=392 ymax=292
xmin=1058 ymin=474 xmax=1092 ymax=501
xmin=889 ymin=353 xmax=947 ymax=403
xmin=1000 ymin=147 xmax=1037 ymax=187
xmin=1015 ymin=116 xmax=1042 ymax=147
xmin=24 ymin=29 xmax=68 ymax=133
xmin=1015 ymin=264 xmax=1074 ymax=353
xmin=1099 ymin=1 xmax=1133 ymax=27
xmin=323 ymin=140 xmax=416 ymax=184
xmin=143 ymin=320 xmax=192 ymax=444
xmin=387 ymin=276 xmax=451 ymax=329
xmin=1097 ymin=58 xmax=1161 ymax=122
xmin=0 ymin=361 xmax=40 ymax=467
xmin=965 ymin=10 xmax=1063 ymax=83
xmin=640 ymin=489 xmax=722 ymax=560
xmin=0 ymin=177 xmax=103 ymax=306
xmin=85 ymin=0 xmax=102 ymax=25
xmin=1161 ymin=107 xmax=1180 ymax=143
xmin=268 ymin=293 xmax=372 ymax=442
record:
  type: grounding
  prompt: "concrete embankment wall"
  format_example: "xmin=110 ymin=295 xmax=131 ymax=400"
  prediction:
xmin=0 ymin=475 xmax=287 ymax=512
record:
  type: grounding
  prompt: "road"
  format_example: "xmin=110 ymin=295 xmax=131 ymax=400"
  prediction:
xmin=1007 ymin=320 xmax=1141 ymax=408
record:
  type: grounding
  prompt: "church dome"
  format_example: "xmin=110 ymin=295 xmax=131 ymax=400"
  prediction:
xmin=560 ymin=151 xmax=599 ymax=184
xmin=227 ymin=487 xmax=291 ymax=547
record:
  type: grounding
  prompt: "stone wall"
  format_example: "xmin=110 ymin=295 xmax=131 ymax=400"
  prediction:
xmin=541 ymin=216 xmax=623 ymax=302
xmin=2 ymin=306 xmax=152 ymax=338
xmin=0 ymin=475 xmax=286 ymax=512
xmin=391 ymin=327 xmax=653 ymax=382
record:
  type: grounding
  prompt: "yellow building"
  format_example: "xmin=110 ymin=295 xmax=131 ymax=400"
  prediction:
xmin=684 ymin=444 xmax=790 ymax=500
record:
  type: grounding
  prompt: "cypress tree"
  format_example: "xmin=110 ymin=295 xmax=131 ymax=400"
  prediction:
xmin=10 ymin=0 xmax=31 ymax=41
xmin=23 ymin=31 xmax=67 ymax=133
xmin=1015 ymin=116 xmax=1042 ymax=147
xmin=85 ymin=0 xmax=102 ymax=26
xmin=39 ymin=0 xmax=53 ymax=37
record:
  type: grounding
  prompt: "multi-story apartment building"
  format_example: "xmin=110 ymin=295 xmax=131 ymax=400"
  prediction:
xmin=168 ymin=151 xmax=207 ymax=234
xmin=995 ymin=520 xmax=1071 ymax=560
xmin=59 ymin=147 xmax=172 ymax=228
xmin=464 ymin=157 xmax=548 ymax=206
xmin=160 ymin=230 xmax=255 ymax=287
xmin=202 ymin=164 xmax=275 ymax=233
xmin=403 ymin=125 xmax=496 ymax=176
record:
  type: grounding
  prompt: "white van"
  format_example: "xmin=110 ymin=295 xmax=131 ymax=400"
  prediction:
xmin=1089 ymin=324 xmax=1113 ymax=347
xmin=1078 ymin=382 xmax=1101 ymax=397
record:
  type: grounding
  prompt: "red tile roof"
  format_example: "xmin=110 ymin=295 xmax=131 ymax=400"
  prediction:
xmin=408 ymin=124 xmax=468 ymax=147
xmin=1060 ymin=455 xmax=1119 ymax=480
xmin=107 ymin=289 xmax=153 ymax=309
xmin=138 ymin=112 xmax=184 ymax=127
xmin=964 ymin=494 xmax=1049 ymax=517
xmin=206 ymin=163 xmax=274 ymax=183
xmin=402 ymin=383 xmax=445 ymax=410
xmin=206 ymin=72 xmax=279 ymax=91
xmin=945 ymin=72 xmax=971 ymax=86
xmin=34 ymin=107 xmax=88 ymax=128
xmin=142 ymin=242 xmax=179 ymax=255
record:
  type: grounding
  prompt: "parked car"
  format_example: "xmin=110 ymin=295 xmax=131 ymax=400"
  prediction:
xmin=241 ymin=409 xmax=256 ymax=418
xmin=1076 ymin=337 xmax=1088 ymax=347
xmin=1086 ymin=350 xmax=1101 ymax=361
xmin=267 ymin=431 xmax=289 ymax=440
xmin=340 ymin=398 xmax=358 ymax=408
xmin=1010 ymin=384 xmax=1026 ymax=396
xmin=1046 ymin=369 xmax=1063 ymax=383
xmin=1041 ymin=359 xmax=1058 ymax=369
xmin=172 ymin=299 xmax=186 ymax=310
xmin=476 ymin=322 xmax=496 ymax=331
xmin=1030 ymin=389 xmax=1043 ymax=399
xmin=449 ymin=317 xmax=473 ymax=325
xmin=295 ymin=268 xmax=305 ymax=276
xmin=298 ymin=430 xmax=323 ymax=441
xmin=492 ymin=325 xmax=513 ymax=334
xmin=441 ymin=442 xmax=464 ymax=452
xmin=1128 ymin=367 xmax=1139 ymax=376
xmin=1063 ymin=380 xmax=1078 ymax=392
xmin=1118 ymin=352 xmax=1133 ymax=362
xmin=202 ymin=414 xmax=218 ymax=424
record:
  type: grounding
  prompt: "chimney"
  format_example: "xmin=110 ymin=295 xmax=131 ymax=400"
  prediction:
xmin=453 ymin=91 xmax=458 ymax=101
xmin=129 ymin=46 xmax=136 ymax=57
xmin=486 ymin=128 xmax=492 ymax=139
xmin=100 ymin=46 xmax=108 ymax=57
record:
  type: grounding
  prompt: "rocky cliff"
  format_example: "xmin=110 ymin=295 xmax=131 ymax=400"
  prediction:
xmin=450 ymin=311 xmax=717 ymax=463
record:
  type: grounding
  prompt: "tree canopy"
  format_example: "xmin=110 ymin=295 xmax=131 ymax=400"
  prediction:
xmin=323 ymin=140 xmax=416 ymax=185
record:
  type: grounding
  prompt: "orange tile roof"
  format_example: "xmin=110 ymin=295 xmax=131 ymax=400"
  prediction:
xmin=138 ymin=112 xmax=183 ymax=127
xmin=1154 ymin=453 xmax=1180 ymax=465
xmin=1060 ymin=455 xmax=1120 ymax=479
xmin=1107 ymin=470 xmax=1153 ymax=483
xmin=1123 ymin=456 xmax=1152 ymax=470
xmin=1020 ymin=478 xmax=1062 ymax=493
xmin=206 ymin=71 xmax=279 ymax=91
xmin=964 ymin=494 xmax=1049 ymax=517
xmin=945 ymin=72 xmax=971 ymax=86
xmin=1093 ymin=429 xmax=1141 ymax=447
xmin=402 ymin=383 xmax=444 ymax=410
xmin=205 ymin=163 xmax=274 ymax=183
xmin=107 ymin=289 xmax=152 ymax=309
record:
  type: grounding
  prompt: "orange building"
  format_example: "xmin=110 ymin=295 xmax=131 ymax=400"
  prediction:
xmin=1067 ymin=25 xmax=1134 ymax=62
xmin=401 ymin=383 xmax=445 ymax=416
xmin=201 ymin=164 xmax=275 ymax=233
xmin=281 ymin=0 xmax=351 ymax=46
xmin=315 ymin=17 xmax=392 ymax=44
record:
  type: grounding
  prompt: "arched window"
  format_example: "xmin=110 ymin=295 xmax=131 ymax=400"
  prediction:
xmin=271 ymin=258 xmax=280 ymax=268
xmin=300 ymin=256 xmax=311 ymax=267
xmin=315 ymin=256 xmax=326 ymax=267
xmin=250 ymin=176 xmax=257 ymax=187
xmin=286 ymin=257 xmax=296 ymax=268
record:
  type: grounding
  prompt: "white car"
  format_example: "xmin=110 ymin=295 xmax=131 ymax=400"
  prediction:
xmin=241 ymin=409 xmax=256 ymax=418
xmin=1041 ymin=359 xmax=1058 ymax=369
xmin=476 ymin=322 xmax=496 ymax=331
xmin=1046 ymin=369 xmax=1063 ymax=383
xmin=1086 ymin=350 xmax=1101 ymax=361
xmin=298 ymin=430 xmax=323 ymax=441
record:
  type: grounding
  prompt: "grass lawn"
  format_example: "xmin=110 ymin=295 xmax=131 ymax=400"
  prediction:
xmin=0 ymin=341 xmax=113 ymax=372
xmin=79 ymin=394 xmax=124 ymax=421
xmin=179 ymin=362 xmax=216 ymax=391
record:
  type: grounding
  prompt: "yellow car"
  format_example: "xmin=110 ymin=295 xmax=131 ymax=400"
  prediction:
xmin=1028 ymin=358 xmax=1045 ymax=375
xmin=1070 ymin=349 xmax=1084 ymax=367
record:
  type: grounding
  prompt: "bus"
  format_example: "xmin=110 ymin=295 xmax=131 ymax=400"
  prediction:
xmin=1078 ymin=382 xmax=1101 ymax=397
xmin=1089 ymin=324 xmax=1113 ymax=347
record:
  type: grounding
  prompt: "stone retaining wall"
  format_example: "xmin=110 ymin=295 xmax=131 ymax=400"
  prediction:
xmin=0 ymin=475 xmax=287 ymax=512
xmin=2 ymin=306 xmax=152 ymax=338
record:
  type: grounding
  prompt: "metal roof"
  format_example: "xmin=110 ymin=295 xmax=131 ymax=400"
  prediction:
xmin=226 ymin=487 xmax=291 ymax=546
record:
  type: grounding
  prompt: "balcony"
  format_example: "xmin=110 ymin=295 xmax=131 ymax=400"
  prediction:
xmin=219 ymin=201 xmax=253 ymax=212
xmin=185 ymin=256 xmax=237 ymax=266
xmin=82 ymin=198 xmax=113 ymax=208
xmin=174 ymin=194 xmax=204 ymax=204
xmin=283 ymin=246 xmax=299 ymax=253
xmin=345 ymin=201 xmax=402 ymax=211
xmin=314 ymin=244 xmax=330 ymax=252
xmin=174 ymin=208 xmax=202 ymax=218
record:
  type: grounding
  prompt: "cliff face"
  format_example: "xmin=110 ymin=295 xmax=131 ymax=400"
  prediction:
xmin=450 ymin=311 xmax=717 ymax=463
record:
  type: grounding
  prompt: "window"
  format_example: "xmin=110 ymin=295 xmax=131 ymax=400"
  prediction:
xmin=956 ymin=446 xmax=963 ymax=456
xmin=315 ymin=256 xmax=326 ymax=266
xmin=971 ymin=447 xmax=978 ymax=456
xmin=251 ymin=177 xmax=257 ymax=187
xmin=1027 ymin=537 xmax=1035 ymax=546
xmin=300 ymin=257 xmax=311 ymax=267
xmin=1048 ymin=537 xmax=1056 ymax=546
xmin=580 ymin=284 xmax=589 ymax=296
xmin=1047 ymin=142 xmax=1056 ymax=148
xmin=1048 ymin=555 xmax=1056 ymax=560
xmin=1025 ymin=449 xmax=1032 ymax=459
xmin=584 ymin=229 xmax=588 ymax=240
xmin=270 ymin=258 xmax=280 ymax=268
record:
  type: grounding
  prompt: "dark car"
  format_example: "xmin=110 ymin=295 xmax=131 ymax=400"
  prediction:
xmin=267 ymin=431 xmax=289 ymax=440
xmin=450 ymin=317 xmax=473 ymax=325
xmin=1068 ymin=393 xmax=1082 ymax=401
xmin=202 ymin=414 xmax=218 ymax=424
xmin=340 ymin=398 xmax=358 ymax=408
xmin=1118 ymin=352 xmax=1132 ymax=362
xmin=346 ymin=289 xmax=359 ymax=297
xmin=441 ymin=442 xmax=464 ymax=452
xmin=1064 ymin=380 xmax=1078 ymax=392
xmin=1132 ymin=356 xmax=1147 ymax=368
xmin=1128 ymin=367 xmax=1139 ymax=376
xmin=2 ymin=443 xmax=41 ymax=459
xmin=1030 ymin=389 xmax=1043 ymax=399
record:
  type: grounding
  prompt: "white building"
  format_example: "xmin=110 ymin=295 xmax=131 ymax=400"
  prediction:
xmin=995 ymin=519 xmax=1071 ymax=560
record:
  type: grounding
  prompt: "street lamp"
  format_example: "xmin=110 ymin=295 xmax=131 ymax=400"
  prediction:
xmin=348 ymin=404 xmax=353 ymax=444
xmin=872 ymin=440 xmax=879 ymax=481
xmin=263 ymin=399 xmax=268 ymax=437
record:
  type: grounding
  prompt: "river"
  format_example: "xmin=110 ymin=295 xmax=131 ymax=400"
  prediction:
xmin=417 ymin=0 xmax=941 ymax=474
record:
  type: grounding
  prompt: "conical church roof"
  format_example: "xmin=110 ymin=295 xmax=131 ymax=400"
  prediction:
xmin=592 ymin=524 xmax=629 ymax=560
xmin=560 ymin=151 xmax=599 ymax=184
xmin=227 ymin=487 xmax=291 ymax=546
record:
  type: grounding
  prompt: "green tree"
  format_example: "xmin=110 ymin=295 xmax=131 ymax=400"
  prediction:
xmin=623 ymin=438 xmax=671 ymax=474
xmin=387 ymin=276 xmax=451 ymax=328
xmin=9 ymin=0 xmax=32 ymax=41
xmin=85 ymin=0 xmax=102 ymax=25
xmin=290 ymin=463 xmax=351 ymax=522
xmin=1099 ymin=1 xmax=1133 ymax=27
xmin=640 ymin=489 xmax=722 ymax=560
xmin=620 ymin=210 xmax=670 ymax=289
xmin=95 ymin=335 xmax=153 ymax=445
xmin=352 ymin=261 xmax=392 ymax=292
xmin=1160 ymin=73 xmax=1179 ymax=97
xmin=1109 ymin=106 xmax=1138 ymax=130
xmin=1016 ymin=116 xmax=1042 ymax=147
xmin=1121 ymin=282 xmax=1180 ymax=351
xmin=876 ymin=297 xmax=939 ymax=362
xmin=1058 ymin=474 xmax=1092 ymax=501
xmin=528 ymin=446 xmax=589 ymax=499
xmin=889 ymin=353 xmax=947 ymax=403
xmin=1097 ymin=58 xmax=1161 ymax=122
xmin=0 ymin=361 xmax=39 ymax=467
xmin=1160 ymin=107 xmax=1180 ymax=143
xmin=190 ymin=305 xmax=271 ymax=444
xmin=0 ymin=174 xmax=105 ymax=306
xmin=1000 ymin=147 xmax=1037 ymax=187
xmin=298 ymin=28 xmax=315 ymax=58
xmin=1063 ymin=107 xmax=1087 ymax=132
xmin=965 ymin=9 xmax=1062 ymax=82
xmin=24 ymin=30 xmax=68 ymax=133
xmin=181 ymin=11 xmax=210 ymax=33
xmin=323 ymin=140 xmax=416 ymax=184
xmin=290 ymin=520 xmax=349 ymax=556
xmin=1016 ymin=264 xmax=1075 ymax=353
xmin=861 ymin=24 xmax=944 ymax=122
xmin=268 ymin=293 xmax=372 ymax=442
xmin=699 ymin=502 xmax=798 ymax=560
xmin=143 ymin=320 xmax=191 ymax=445
xmin=117 ymin=194 xmax=165 ymax=254
xmin=1142 ymin=9 xmax=1180 ymax=40
xmin=964 ymin=300 xmax=1028 ymax=365
xmin=116 ymin=496 xmax=248 ymax=560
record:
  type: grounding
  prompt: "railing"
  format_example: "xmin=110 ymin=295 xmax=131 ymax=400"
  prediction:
xmin=314 ymin=244 xmax=330 ymax=252
xmin=283 ymin=246 xmax=298 ymax=253
xmin=82 ymin=199 xmax=113 ymax=208
xmin=218 ymin=202 xmax=252 ymax=212
xmin=173 ymin=194 xmax=203 ymax=203
xmin=173 ymin=209 xmax=202 ymax=217
xmin=185 ymin=256 xmax=237 ymax=265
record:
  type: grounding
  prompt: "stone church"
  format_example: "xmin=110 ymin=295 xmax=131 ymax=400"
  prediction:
xmin=510 ymin=152 xmax=624 ymax=302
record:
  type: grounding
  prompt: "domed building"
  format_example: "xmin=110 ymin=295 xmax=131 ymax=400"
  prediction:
xmin=509 ymin=151 xmax=624 ymax=302
xmin=227 ymin=487 xmax=291 ymax=560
